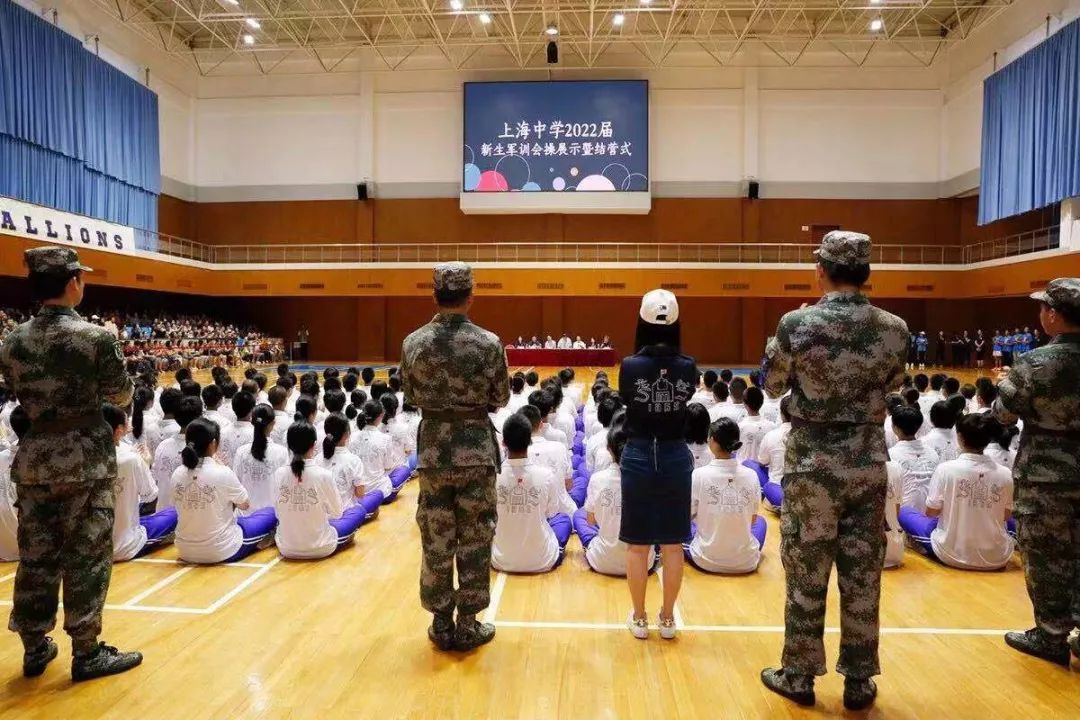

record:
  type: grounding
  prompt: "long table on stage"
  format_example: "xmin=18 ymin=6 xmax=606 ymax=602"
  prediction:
xmin=505 ymin=348 xmax=619 ymax=367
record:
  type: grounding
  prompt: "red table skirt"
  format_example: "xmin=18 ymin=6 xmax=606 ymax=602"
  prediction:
xmin=505 ymin=348 xmax=619 ymax=367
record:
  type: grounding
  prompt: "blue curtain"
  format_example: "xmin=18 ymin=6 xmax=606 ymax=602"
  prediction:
xmin=0 ymin=0 xmax=159 ymax=230
xmin=980 ymin=18 xmax=1080 ymax=225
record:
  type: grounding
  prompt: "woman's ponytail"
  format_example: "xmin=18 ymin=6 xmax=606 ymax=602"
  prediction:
xmin=181 ymin=418 xmax=220 ymax=470
xmin=286 ymin=421 xmax=317 ymax=481
xmin=322 ymin=414 xmax=348 ymax=460
xmin=250 ymin=404 xmax=274 ymax=462
xmin=132 ymin=386 xmax=153 ymax=440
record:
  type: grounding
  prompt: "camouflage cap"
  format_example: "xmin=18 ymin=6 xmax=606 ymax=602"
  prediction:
xmin=813 ymin=230 xmax=872 ymax=267
xmin=1030 ymin=277 xmax=1080 ymax=313
xmin=433 ymin=261 xmax=473 ymax=292
xmin=24 ymin=246 xmax=92 ymax=275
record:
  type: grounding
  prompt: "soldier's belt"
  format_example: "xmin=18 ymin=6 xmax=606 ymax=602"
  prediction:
xmin=30 ymin=413 xmax=107 ymax=434
xmin=422 ymin=408 xmax=490 ymax=421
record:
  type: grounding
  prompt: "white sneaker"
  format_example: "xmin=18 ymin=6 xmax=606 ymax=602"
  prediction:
xmin=658 ymin=614 xmax=677 ymax=640
xmin=627 ymin=612 xmax=649 ymax=640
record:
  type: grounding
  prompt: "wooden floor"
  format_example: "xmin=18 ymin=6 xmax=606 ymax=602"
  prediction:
xmin=0 ymin=365 xmax=1077 ymax=719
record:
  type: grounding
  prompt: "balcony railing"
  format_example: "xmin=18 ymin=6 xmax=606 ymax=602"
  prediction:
xmin=133 ymin=227 xmax=1061 ymax=267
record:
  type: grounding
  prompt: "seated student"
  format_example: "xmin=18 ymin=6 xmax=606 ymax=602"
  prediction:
xmin=0 ymin=407 xmax=30 ymax=562
xmin=172 ymin=418 xmax=277 ymax=565
xmin=506 ymin=374 xmax=529 ymax=413
xmin=546 ymin=382 xmax=577 ymax=447
xmin=320 ymin=414 xmax=383 ymax=519
xmin=153 ymin=396 xmax=204 ymax=511
xmin=574 ymin=428 xmax=655 ymax=575
xmin=518 ymin=405 xmax=577 ymax=513
xmin=234 ymin=404 xmax=290 ymax=512
xmin=126 ymin=386 xmax=161 ymax=460
xmin=736 ymin=387 xmax=775 ymax=462
xmin=707 ymin=382 xmax=735 ymax=422
xmin=584 ymin=384 xmax=611 ymax=438
xmin=202 ymin=384 xmax=232 ymax=435
xmin=290 ymin=395 xmax=322 ymax=443
xmin=883 ymin=460 xmax=905 ymax=569
xmin=925 ymin=401 xmax=960 ymax=463
xmin=530 ymin=390 xmax=569 ymax=449
xmin=102 ymin=404 xmax=176 ymax=562
xmin=684 ymin=403 xmax=713 ymax=469
xmin=960 ymin=383 xmax=978 ymax=414
xmin=974 ymin=378 xmax=997 ymax=413
xmin=756 ymin=396 xmax=792 ymax=512
xmin=943 ymin=376 xmax=961 ymax=401
xmin=587 ymin=395 xmax=624 ymax=472
xmin=156 ymin=387 xmax=184 ymax=448
xmin=266 ymin=386 xmax=292 ymax=447
xmin=729 ymin=376 xmax=748 ymax=408
xmin=491 ymin=415 xmax=572 ymax=573
xmin=690 ymin=370 xmax=718 ymax=409
xmin=985 ymin=418 xmax=1018 ymax=470
xmin=684 ymin=418 xmax=766 ymax=574
xmin=349 ymin=401 xmax=399 ymax=502
xmin=898 ymin=414 xmax=1015 ymax=571
xmin=883 ymin=393 xmax=905 ymax=449
xmin=218 ymin=391 xmax=256 ymax=467
xmin=274 ymin=421 xmax=367 ymax=560
xmin=379 ymin=393 xmax=411 ymax=470
xmin=888 ymin=405 xmax=941 ymax=511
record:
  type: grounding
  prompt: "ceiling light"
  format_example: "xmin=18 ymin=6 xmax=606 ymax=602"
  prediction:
xmin=871 ymin=0 xmax=881 ymax=4
xmin=450 ymin=0 xmax=463 ymax=9
xmin=245 ymin=17 xmax=260 ymax=29
xmin=243 ymin=33 xmax=254 ymax=45
xmin=545 ymin=24 xmax=558 ymax=36
xmin=225 ymin=0 xmax=240 ymax=5
xmin=479 ymin=12 xmax=491 ymax=23
xmin=870 ymin=18 xmax=883 ymax=31
xmin=640 ymin=0 xmax=651 ymax=5
xmin=613 ymin=13 xmax=624 ymax=26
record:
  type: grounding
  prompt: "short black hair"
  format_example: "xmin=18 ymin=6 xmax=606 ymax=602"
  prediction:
xmin=9 ymin=405 xmax=30 ymax=440
xmin=231 ymin=391 xmax=256 ymax=419
xmin=914 ymin=374 xmax=929 ymax=392
xmin=175 ymin=396 xmax=204 ymax=429
xmin=891 ymin=405 xmax=923 ymax=437
xmin=1043 ymin=300 xmax=1080 ymax=327
xmin=525 ymin=371 xmax=539 ymax=387
xmin=502 ymin=414 xmax=533 ymax=452
xmin=28 ymin=270 xmax=79 ymax=302
xmin=511 ymin=375 xmax=525 ymax=393
xmin=976 ymin=382 xmax=998 ymax=407
xmin=744 ymin=386 xmax=764 ymax=412
xmin=160 ymin=387 xmax=183 ymax=416
xmin=903 ymin=388 xmax=921 ymax=406
xmin=703 ymin=370 xmax=718 ymax=388
xmin=956 ymin=413 xmax=992 ymax=452
xmin=944 ymin=377 xmax=961 ymax=396
xmin=929 ymin=401 xmax=956 ymax=429
xmin=712 ymin=381 xmax=730 ymax=402
xmin=361 ymin=367 xmax=375 ymax=384
xmin=819 ymin=258 xmax=871 ymax=287
xmin=435 ymin=286 xmax=472 ymax=307
xmin=930 ymin=374 xmax=946 ymax=391
xmin=597 ymin=395 xmax=623 ymax=428
xmin=180 ymin=380 xmax=201 ymax=398
xmin=960 ymin=384 xmax=977 ymax=400
xmin=684 ymin=403 xmax=711 ymax=444
xmin=201 ymin=383 xmax=223 ymax=409
xmin=518 ymin=405 xmax=542 ymax=430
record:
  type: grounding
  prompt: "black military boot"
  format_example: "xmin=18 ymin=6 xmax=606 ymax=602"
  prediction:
xmin=843 ymin=677 xmax=878 ymax=711
xmin=1004 ymin=628 xmax=1071 ymax=667
xmin=427 ymin=613 xmax=455 ymax=652
xmin=23 ymin=637 xmax=58 ymax=678
xmin=760 ymin=667 xmax=815 ymax=706
xmin=454 ymin=615 xmax=496 ymax=651
xmin=71 ymin=642 xmax=143 ymax=682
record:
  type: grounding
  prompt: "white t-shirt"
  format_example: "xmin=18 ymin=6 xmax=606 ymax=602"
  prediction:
xmin=348 ymin=425 xmax=393 ymax=497
xmin=884 ymin=416 xmax=898 ymax=449
xmin=157 ymin=418 xmax=181 ymax=446
xmin=689 ymin=390 xmax=716 ymax=409
xmin=582 ymin=466 xmax=654 ymax=575
xmin=585 ymin=430 xmax=609 ymax=473
xmin=129 ymin=418 xmax=162 ymax=458
xmin=543 ymin=423 xmax=568 ymax=449
xmin=761 ymin=395 xmax=783 ymax=425
xmin=173 ymin=458 xmax=250 ymax=564
xmin=757 ymin=423 xmax=791 ymax=484
xmin=687 ymin=442 xmax=712 ymax=469
xmin=737 ymin=415 xmax=776 ymax=463
xmin=385 ymin=415 xmax=415 ymax=467
xmin=572 ymin=340 xmax=587 ymax=349
xmin=884 ymin=460 xmax=905 ymax=568
xmin=218 ymin=420 xmax=254 ymax=469
xmin=553 ymin=413 xmax=576 ymax=448
xmin=152 ymin=436 xmax=186 ymax=511
xmin=926 ymin=453 xmax=1014 ymax=570
xmin=925 ymin=427 xmax=960 ymax=464
xmin=708 ymin=403 xmax=746 ymax=424
xmin=506 ymin=392 xmax=529 ymax=414
xmin=318 ymin=447 xmax=367 ymax=507
xmin=0 ymin=447 xmax=18 ymax=561
xmin=113 ymin=444 xmax=153 ymax=561
xmin=986 ymin=444 xmax=1016 ymax=469
xmin=274 ymin=464 xmax=344 ymax=560
xmin=889 ymin=439 xmax=940 ymax=512
xmin=688 ymin=459 xmax=762 ymax=573
xmin=204 ymin=409 xmax=233 ymax=435
xmin=233 ymin=442 xmax=289 ymax=511
xmin=557 ymin=337 xmax=572 ymax=349
xmin=269 ymin=410 xmax=292 ymax=447
xmin=526 ymin=436 xmax=576 ymax=515
xmin=544 ymin=339 xmax=557 ymax=349
xmin=492 ymin=459 xmax=562 ymax=573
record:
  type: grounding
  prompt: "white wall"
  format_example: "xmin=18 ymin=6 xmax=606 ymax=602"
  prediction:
xmin=941 ymin=79 xmax=984 ymax=182
xmin=374 ymin=91 xmax=461 ymax=186
xmin=651 ymin=89 xmax=744 ymax=183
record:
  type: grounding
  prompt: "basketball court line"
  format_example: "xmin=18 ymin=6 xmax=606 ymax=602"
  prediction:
xmin=121 ymin=566 xmax=195 ymax=607
xmin=489 ymin=620 xmax=1014 ymax=637
xmin=0 ymin=571 xmax=15 ymax=583
xmin=131 ymin=557 xmax=272 ymax=569
xmin=203 ymin=557 xmax=281 ymax=614
xmin=482 ymin=572 xmax=508 ymax=624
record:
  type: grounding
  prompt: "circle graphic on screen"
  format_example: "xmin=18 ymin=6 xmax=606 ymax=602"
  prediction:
xmin=552 ymin=177 xmax=566 ymax=191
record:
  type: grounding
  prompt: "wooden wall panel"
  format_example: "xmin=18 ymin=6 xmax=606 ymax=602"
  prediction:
xmin=755 ymin=199 xmax=959 ymax=245
xmin=373 ymin=199 xmax=552 ymax=244
xmin=158 ymin=194 xmax=196 ymax=240
xmin=193 ymin=200 xmax=369 ymax=245
xmin=958 ymin=196 xmax=1058 ymax=245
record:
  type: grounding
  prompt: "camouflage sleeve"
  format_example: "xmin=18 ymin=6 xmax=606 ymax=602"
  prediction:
xmin=399 ymin=342 xmax=413 ymax=406
xmin=97 ymin=333 xmax=133 ymax=408
xmin=763 ymin=317 xmax=793 ymax=399
xmin=488 ymin=341 xmax=510 ymax=410
xmin=886 ymin=325 xmax=909 ymax=392
xmin=994 ymin=359 xmax=1032 ymax=425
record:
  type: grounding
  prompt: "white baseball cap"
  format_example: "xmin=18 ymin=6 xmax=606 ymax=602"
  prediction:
xmin=639 ymin=289 xmax=679 ymax=325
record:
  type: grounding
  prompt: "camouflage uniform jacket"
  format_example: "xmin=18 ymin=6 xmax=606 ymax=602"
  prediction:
xmin=764 ymin=291 xmax=909 ymax=472
xmin=994 ymin=332 xmax=1080 ymax=484
xmin=400 ymin=312 xmax=510 ymax=470
xmin=0 ymin=305 xmax=133 ymax=489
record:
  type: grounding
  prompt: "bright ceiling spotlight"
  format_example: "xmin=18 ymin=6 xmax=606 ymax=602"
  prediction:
xmin=545 ymin=24 xmax=558 ymax=36
xmin=479 ymin=12 xmax=492 ymax=24
xmin=613 ymin=13 xmax=625 ymax=26
xmin=243 ymin=33 xmax=255 ymax=45
xmin=450 ymin=0 xmax=463 ymax=10
xmin=870 ymin=18 xmax=883 ymax=31
xmin=245 ymin=17 xmax=261 ymax=29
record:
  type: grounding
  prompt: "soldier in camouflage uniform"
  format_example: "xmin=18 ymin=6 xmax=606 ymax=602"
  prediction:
xmin=400 ymin=262 xmax=510 ymax=652
xmin=0 ymin=247 xmax=142 ymax=681
xmin=761 ymin=232 xmax=908 ymax=710
xmin=995 ymin=278 xmax=1080 ymax=667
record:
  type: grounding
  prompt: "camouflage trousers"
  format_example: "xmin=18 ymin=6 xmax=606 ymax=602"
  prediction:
xmin=780 ymin=465 xmax=887 ymax=678
xmin=8 ymin=478 xmax=114 ymax=654
xmin=415 ymin=467 xmax=497 ymax=618
xmin=1013 ymin=481 xmax=1080 ymax=637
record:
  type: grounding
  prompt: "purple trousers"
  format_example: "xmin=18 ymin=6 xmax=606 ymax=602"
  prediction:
xmin=763 ymin=481 xmax=783 ymax=510
xmin=134 ymin=507 xmax=178 ymax=558
xmin=360 ymin=490 xmax=384 ymax=518
xmin=572 ymin=508 xmax=598 ymax=548
xmin=383 ymin=466 xmax=411 ymax=503
xmin=549 ymin=513 xmax=572 ymax=568
xmin=683 ymin=516 xmax=768 ymax=568
xmin=329 ymin=504 xmax=368 ymax=551
xmin=223 ymin=507 xmax=277 ymax=563
xmin=743 ymin=460 xmax=769 ymax=491
xmin=898 ymin=507 xmax=938 ymax=557
xmin=569 ymin=474 xmax=589 ymax=508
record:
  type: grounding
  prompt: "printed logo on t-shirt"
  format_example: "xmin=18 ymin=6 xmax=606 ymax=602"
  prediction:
xmin=175 ymin=482 xmax=217 ymax=509
xmin=598 ymin=487 xmax=621 ymax=512
xmin=498 ymin=484 xmax=540 ymax=513
xmin=280 ymin=484 xmax=319 ymax=509
xmin=957 ymin=474 xmax=1003 ymax=509
xmin=706 ymin=482 xmax=754 ymax=511
xmin=633 ymin=369 xmax=693 ymax=414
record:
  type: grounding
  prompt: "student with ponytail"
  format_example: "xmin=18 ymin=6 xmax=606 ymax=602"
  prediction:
xmin=319 ymin=414 xmax=383 ymax=519
xmin=346 ymin=389 xmax=368 ymax=421
xmin=172 ymin=418 xmax=277 ymax=564
xmin=153 ymin=396 xmax=204 ymax=511
xmin=274 ymin=421 xmax=368 ymax=559
xmin=379 ymin=392 xmax=410 ymax=470
xmin=683 ymin=418 xmax=767 ymax=574
xmin=348 ymin=400 xmax=398 ymax=502
xmin=219 ymin=391 xmax=257 ymax=468
xmin=234 ymin=404 xmax=289 ymax=511
xmin=103 ymin=404 xmax=176 ymax=561
xmin=126 ymin=385 xmax=161 ymax=459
